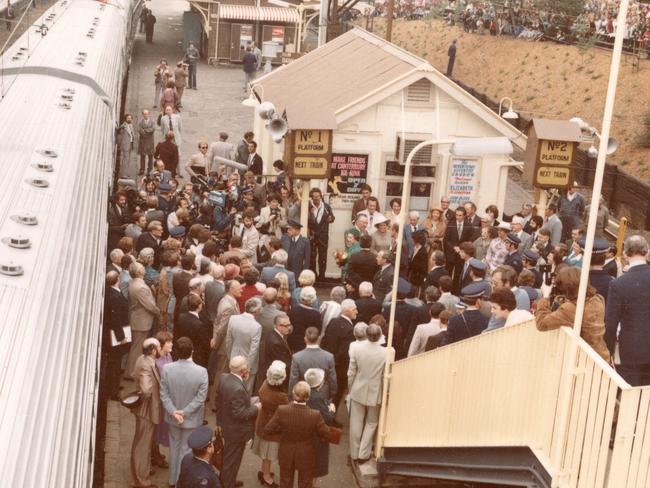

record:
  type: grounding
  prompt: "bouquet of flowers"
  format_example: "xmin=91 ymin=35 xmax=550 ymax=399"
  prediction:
xmin=333 ymin=249 xmax=348 ymax=268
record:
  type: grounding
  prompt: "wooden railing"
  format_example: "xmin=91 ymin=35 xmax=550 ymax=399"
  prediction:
xmin=380 ymin=320 xmax=650 ymax=488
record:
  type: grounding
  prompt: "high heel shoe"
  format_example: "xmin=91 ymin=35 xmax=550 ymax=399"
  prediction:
xmin=257 ymin=471 xmax=278 ymax=487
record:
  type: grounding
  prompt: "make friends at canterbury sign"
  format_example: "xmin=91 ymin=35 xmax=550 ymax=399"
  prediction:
xmin=285 ymin=129 xmax=332 ymax=179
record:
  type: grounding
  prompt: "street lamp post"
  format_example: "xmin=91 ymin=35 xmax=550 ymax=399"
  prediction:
xmin=375 ymin=138 xmax=453 ymax=458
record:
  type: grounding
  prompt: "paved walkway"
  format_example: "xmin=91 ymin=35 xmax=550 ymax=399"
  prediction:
xmin=106 ymin=1 xmax=357 ymax=487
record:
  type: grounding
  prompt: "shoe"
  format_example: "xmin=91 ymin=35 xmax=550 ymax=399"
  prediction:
xmin=356 ymin=458 xmax=370 ymax=465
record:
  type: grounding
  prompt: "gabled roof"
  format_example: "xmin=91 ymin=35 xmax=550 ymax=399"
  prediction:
xmin=253 ymin=27 xmax=526 ymax=150
xmin=252 ymin=27 xmax=433 ymax=129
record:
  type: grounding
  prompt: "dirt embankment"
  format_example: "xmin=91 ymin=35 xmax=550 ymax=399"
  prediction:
xmin=371 ymin=18 xmax=650 ymax=179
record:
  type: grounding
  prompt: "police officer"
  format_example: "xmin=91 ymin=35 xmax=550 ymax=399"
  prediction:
xmin=466 ymin=258 xmax=491 ymax=297
xmin=177 ymin=425 xmax=221 ymax=488
xmin=522 ymin=250 xmax=542 ymax=288
xmin=442 ymin=283 xmax=489 ymax=345
xmin=580 ymin=237 xmax=613 ymax=305
xmin=504 ymin=233 xmax=523 ymax=274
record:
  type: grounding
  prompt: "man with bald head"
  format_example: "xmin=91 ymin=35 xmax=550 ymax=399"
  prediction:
xmin=217 ymin=356 xmax=261 ymax=488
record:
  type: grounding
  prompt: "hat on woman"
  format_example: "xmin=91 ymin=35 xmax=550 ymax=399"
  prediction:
xmin=266 ymin=360 xmax=287 ymax=386
xmin=347 ymin=228 xmax=361 ymax=239
xmin=304 ymin=368 xmax=325 ymax=389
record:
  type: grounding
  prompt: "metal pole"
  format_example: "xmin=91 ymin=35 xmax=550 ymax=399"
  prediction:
xmin=318 ymin=0 xmax=328 ymax=46
xmin=548 ymin=1 xmax=630 ymax=480
xmin=385 ymin=0 xmax=394 ymax=42
xmin=573 ymin=0 xmax=629 ymax=336
xmin=375 ymin=138 xmax=453 ymax=458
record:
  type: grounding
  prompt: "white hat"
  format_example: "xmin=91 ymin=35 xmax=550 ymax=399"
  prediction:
xmin=304 ymin=368 xmax=325 ymax=389
xmin=497 ymin=221 xmax=511 ymax=230
xmin=511 ymin=216 xmax=524 ymax=225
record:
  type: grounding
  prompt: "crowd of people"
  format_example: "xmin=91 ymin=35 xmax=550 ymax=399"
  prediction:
xmin=371 ymin=0 xmax=650 ymax=49
xmin=103 ymin=5 xmax=650 ymax=486
xmin=104 ymin=148 xmax=650 ymax=488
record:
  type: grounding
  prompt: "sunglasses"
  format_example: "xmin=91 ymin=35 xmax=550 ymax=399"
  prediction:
xmin=200 ymin=145 xmax=208 ymax=149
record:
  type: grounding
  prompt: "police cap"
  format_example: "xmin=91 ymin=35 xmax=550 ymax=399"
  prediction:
xmin=187 ymin=425 xmax=214 ymax=450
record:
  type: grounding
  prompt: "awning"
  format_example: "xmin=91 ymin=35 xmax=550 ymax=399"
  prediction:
xmin=217 ymin=5 xmax=300 ymax=23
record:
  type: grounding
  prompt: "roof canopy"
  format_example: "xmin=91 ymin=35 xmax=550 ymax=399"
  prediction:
xmin=218 ymin=4 xmax=300 ymax=23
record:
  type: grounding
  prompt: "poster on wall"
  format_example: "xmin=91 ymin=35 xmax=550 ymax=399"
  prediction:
xmin=448 ymin=158 xmax=480 ymax=208
xmin=327 ymin=153 xmax=369 ymax=206
xmin=271 ymin=26 xmax=285 ymax=43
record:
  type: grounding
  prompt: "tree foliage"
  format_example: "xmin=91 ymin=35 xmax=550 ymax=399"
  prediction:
xmin=533 ymin=0 xmax=586 ymax=18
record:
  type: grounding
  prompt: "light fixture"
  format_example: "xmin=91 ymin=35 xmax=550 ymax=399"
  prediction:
xmin=570 ymin=117 xmax=588 ymax=130
xmin=587 ymin=145 xmax=598 ymax=158
xmin=241 ymin=90 xmax=259 ymax=107
xmin=498 ymin=97 xmax=519 ymax=120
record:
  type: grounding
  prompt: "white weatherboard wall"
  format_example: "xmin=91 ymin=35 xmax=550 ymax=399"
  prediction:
xmin=256 ymin=82 xmax=515 ymax=278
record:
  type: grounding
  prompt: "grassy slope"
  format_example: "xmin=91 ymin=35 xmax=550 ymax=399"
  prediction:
xmin=370 ymin=17 xmax=649 ymax=179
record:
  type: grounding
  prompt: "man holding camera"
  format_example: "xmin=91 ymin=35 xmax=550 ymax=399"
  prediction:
xmin=308 ymin=187 xmax=335 ymax=281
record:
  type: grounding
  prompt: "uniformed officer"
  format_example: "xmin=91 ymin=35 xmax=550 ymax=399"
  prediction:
xmin=176 ymin=425 xmax=221 ymax=488
xmin=579 ymin=237 xmax=614 ymax=305
xmin=169 ymin=225 xmax=187 ymax=242
xmin=504 ymin=233 xmax=523 ymax=274
xmin=466 ymin=258 xmax=491 ymax=298
xmin=442 ymin=282 xmax=490 ymax=345
xmin=522 ymin=250 xmax=542 ymax=288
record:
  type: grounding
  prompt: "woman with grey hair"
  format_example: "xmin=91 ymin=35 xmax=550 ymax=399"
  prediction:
xmin=305 ymin=368 xmax=335 ymax=482
xmin=253 ymin=360 xmax=289 ymax=487
xmin=349 ymin=322 xmax=369 ymax=355
xmin=291 ymin=269 xmax=321 ymax=309
xmin=288 ymin=286 xmax=323 ymax=352
xmin=138 ymin=247 xmax=160 ymax=288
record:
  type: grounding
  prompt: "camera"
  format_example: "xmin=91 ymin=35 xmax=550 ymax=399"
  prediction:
xmin=191 ymin=175 xmax=210 ymax=194
xmin=270 ymin=207 xmax=280 ymax=218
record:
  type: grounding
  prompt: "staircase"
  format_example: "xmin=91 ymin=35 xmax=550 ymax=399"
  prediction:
xmin=377 ymin=321 xmax=650 ymax=488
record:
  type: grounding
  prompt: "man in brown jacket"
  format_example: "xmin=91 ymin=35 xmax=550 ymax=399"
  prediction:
xmin=174 ymin=61 xmax=187 ymax=107
xmin=126 ymin=262 xmax=161 ymax=379
xmin=130 ymin=337 xmax=162 ymax=488
xmin=264 ymin=381 xmax=330 ymax=488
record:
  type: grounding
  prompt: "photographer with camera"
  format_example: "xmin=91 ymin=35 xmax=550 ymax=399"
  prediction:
xmin=535 ymin=266 xmax=611 ymax=363
xmin=185 ymin=141 xmax=209 ymax=178
xmin=258 ymin=193 xmax=287 ymax=263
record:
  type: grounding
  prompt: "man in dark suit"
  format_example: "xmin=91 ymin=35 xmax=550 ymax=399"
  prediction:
xmin=372 ymin=251 xmax=394 ymax=304
xmin=444 ymin=207 xmax=475 ymax=286
xmin=308 ymin=188 xmax=335 ymax=280
xmin=135 ymin=220 xmax=164 ymax=268
xmin=503 ymin=233 xmax=523 ymax=274
xmin=246 ymin=141 xmax=263 ymax=176
xmin=442 ymin=283 xmax=489 ymax=345
xmin=177 ymin=294 xmax=211 ymax=368
xmin=440 ymin=195 xmax=454 ymax=222
xmin=603 ymin=246 xmax=619 ymax=278
xmin=348 ymin=235 xmax=379 ymax=283
xmin=281 ymin=220 xmax=310 ymax=276
xmin=585 ymin=238 xmax=614 ymax=305
xmin=463 ymin=201 xmax=482 ymax=241
xmin=257 ymin=313 xmax=292 ymax=390
xmin=104 ymin=271 xmax=129 ymax=401
xmin=355 ymin=281 xmax=383 ymax=324
xmin=456 ymin=242 xmax=476 ymax=292
xmin=107 ymin=192 xmax=130 ymax=250
xmin=173 ymin=254 xmax=196 ymax=323
xmin=322 ymin=299 xmax=357 ymax=411
xmin=381 ymin=279 xmax=416 ymax=359
xmin=425 ymin=250 xmax=448 ymax=289
xmin=350 ymin=184 xmax=372 ymax=222
xmin=216 ymin=356 xmax=261 ymax=488
xmin=606 ymin=235 xmax=650 ymax=386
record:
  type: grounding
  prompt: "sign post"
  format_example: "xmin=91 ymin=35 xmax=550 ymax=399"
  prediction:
xmin=534 ymin=139 xmax=576 ymax=189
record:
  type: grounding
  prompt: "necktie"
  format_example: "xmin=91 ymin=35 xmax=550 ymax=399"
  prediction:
xmin=240 ymin=226 xmax=245 ymax=238
xmin=168 ymin=115 xmax=173 ymax=131
xmin=369 ymin=214 xmax=373 ymax=226
xmin=458 ymin=224 xmax=462 ymax=236
xmin=412 ymin=225 xmax=416 ymax=233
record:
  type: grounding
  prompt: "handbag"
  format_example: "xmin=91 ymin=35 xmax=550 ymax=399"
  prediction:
xmin=328 ymin=426 xmax=342 ymax=445
xmin=210 ymin=426 xmax=225 ymax=470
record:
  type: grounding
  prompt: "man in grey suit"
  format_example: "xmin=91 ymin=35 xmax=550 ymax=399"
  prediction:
xmin=542 ymin=204 xmax=563 ymax=246
xmin=160 ymin=105 xmax=183 ymax=146
xmin=289 ymin=327 xmax=337 ymax=401
xmin=117 ymin=114 xmax=135 ymax=172
xmin=257 ymin=287 xmax=282 ymax=334
xmin=260 ymin=249 xmax=296 ymax=290
xmin=235 ymin=131 xmax=254 ymax=166
xmin=160 ymin=337 xmax=209 ymax=486
xmin=348 ymin=324 xmax=386 ymax=463
xmin=126 ymin=262 xmax=160 ymax=379
xmin=511 ymin=215 xmax=533 ymax=255
xmin=225 ymin=297 xmax=262 ymax=393
xmin=137 ymin=109 xmax=156 ymax=175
